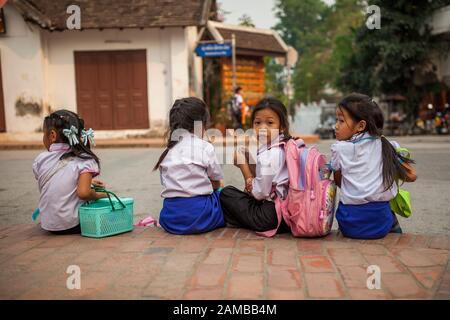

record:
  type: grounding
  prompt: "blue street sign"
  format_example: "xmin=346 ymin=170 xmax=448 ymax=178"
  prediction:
xmin=195 ymin=42 xmax=232 ymax=57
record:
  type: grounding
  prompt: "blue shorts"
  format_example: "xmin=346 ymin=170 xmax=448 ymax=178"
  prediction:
xmin=159 ymin=191 xmax=225 ymax=235
xmin=336 ymin=201 xmax=394 ymax=239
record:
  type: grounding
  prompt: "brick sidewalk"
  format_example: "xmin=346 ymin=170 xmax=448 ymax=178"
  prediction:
xmin=0 ymin=224 xmax=449 ymax=300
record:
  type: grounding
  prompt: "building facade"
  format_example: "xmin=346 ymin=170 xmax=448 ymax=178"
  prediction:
xmin=0 ymin=0 xmax=212 ymax=135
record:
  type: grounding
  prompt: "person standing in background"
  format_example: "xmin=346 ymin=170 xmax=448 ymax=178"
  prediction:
xmin=233 ymin=87 xmax=248 ymax=129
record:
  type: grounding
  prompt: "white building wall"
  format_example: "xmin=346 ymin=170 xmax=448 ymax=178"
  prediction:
xmin=186 ymin=26 xmax=203 ymax=98
xmin=431 ymin=5 xmax=450 ymax=35
xmin=290 ymin=103 xmax=322 ymax=135
xmin=45 ymin=27 xmax=189 ymax=133
xmin=0 ymin=4 xmax=46 ymax=133
xmin=431 ymin=5 xmax=450 ymax=86
xmin=169 ymin=28 xmax=190 ymax=103
xmin=0 ymin=4 xmax=191 ymax=134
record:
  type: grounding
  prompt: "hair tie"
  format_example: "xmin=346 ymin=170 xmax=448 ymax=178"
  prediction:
xmin=62 ymin=125 xmax=79 ymax=146
xmin=81 ymin=128 xmax=95 ymax=146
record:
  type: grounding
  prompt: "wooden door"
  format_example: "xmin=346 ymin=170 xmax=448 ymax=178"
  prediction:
xmin=74 ymin=50 xmax=149 ymax=130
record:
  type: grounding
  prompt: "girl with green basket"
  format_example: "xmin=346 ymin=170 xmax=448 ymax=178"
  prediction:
xmin=32 ymin=110 xmax=107 ymax=234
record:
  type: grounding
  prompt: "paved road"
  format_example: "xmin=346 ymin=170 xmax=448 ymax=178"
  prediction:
xmin=0 ymin=136 xmax=449 ymax=235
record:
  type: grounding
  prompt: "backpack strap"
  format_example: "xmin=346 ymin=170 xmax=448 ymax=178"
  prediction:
xmin=256 ymin=138 xmax=302 ymax=238
xmin=267 ymin=140 xmax=285 ymax=150
xmin=294 ymin=137 xmax=306 ymax=147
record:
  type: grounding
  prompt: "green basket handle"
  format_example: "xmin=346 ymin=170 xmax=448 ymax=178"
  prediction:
xmin=93 ymin=187 xmax=126 ymax=211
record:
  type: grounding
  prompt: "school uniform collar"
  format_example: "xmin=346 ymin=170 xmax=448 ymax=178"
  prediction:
xmin=49 ymin=143 xmax=70 ymax=152
xmin=177 ymin=131 xmax=203 ymax=142
xmin=258 ymin=134 xmax=284 ymax=155
xmin=348 ymin=132 xmax=375 ymax=144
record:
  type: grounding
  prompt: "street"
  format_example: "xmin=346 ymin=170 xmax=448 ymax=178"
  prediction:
xmin=0 ymin=135 xmax=449 ymax=236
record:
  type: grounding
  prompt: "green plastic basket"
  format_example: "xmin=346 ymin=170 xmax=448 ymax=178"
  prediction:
xmin=79 ymin=189 xmax=134 ymax=238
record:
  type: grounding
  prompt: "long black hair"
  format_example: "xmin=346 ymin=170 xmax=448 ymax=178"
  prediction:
xmin=251 ymin=97 xmax=292 ymax=142
xmin=337 ymin=93 xmax=414 ymax=190
xmin=153 ymin=97 xmax=209 ymax=171
xmin=43 ymin=110 xmax=100 ymax=166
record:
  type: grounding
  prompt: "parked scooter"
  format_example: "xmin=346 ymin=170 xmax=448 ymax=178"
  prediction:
xmin=314 ymin=116 xmax=335 ymax=139
xmin=435 ymin=111 xmax=449 ymax=134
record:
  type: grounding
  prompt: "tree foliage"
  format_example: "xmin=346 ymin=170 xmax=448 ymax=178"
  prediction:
xmin=337 ymin=0 xmax=450 ymax=113
xmin=238 ymin=14 xmax=256 ymax=27
xmin=273 ymin=0 xmax=449 ymax=109
xmin=274 ymin=0 xmax=365 ymax=103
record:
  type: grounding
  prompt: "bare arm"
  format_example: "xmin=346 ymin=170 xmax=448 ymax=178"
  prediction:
xmin=333 ymin=170 xmax=342 ymax=188
xmin=77 ymin=173 xmax=108 ymax=201
xmin=402 ymin=162 xmax=417 ymax=182
xmin=248 ymin=162 xmax=256 ymax=177
xmin=243 ymin=146 xmax=257 ymax=177
xmin=238 ymin=163 xmax=254 ymax=182
xmin=234 ymin=148 xmax=254 ymax=192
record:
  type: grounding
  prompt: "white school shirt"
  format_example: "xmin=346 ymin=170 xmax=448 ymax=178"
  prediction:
xmin=330 ymin=133 xmax=400 ymax=205
xmin=251 ymin=135 xmax=289 ymax=201
xmin=233 ymin=94 xmax=244 ymax=112
xmin=32 ymin=143 xmax=100 ymax=231
xmin=159 ymin=132 xmax=224 ymax=198
xmin=235 ymin=94 xmax=243 ymax=105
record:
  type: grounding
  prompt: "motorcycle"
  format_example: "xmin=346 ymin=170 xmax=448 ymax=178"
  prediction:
xmin=435 ymin=112 xmax=449 ymax=134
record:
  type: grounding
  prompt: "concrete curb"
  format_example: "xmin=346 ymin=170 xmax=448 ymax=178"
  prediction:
xmin=0 ymin=135 xmax=321 ymax=150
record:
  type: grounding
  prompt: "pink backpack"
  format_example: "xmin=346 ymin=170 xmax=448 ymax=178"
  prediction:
xmin=258 ymin=139 xmax=337 ymax=238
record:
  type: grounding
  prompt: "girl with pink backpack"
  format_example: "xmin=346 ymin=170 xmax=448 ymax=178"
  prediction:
xmin=331 ymin=93 xmax=417 ymax=239
xmin=219 ymin=97 xmax=292 ymax=234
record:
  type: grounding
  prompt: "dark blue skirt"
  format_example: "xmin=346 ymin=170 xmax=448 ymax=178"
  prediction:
xmin=159 ymin=191 xmax=225 ymax=235
xmin=336 ymin=201 xmax=394 ymax=239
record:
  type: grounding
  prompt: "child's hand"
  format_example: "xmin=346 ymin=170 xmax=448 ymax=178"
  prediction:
xmin=95 ymin=192 xmax=108 ymax=200
xmin=92 ymin=180 xmax=106 ymax=188
xmin=245 ymin=177 xmax=253 ymax=193
xmin=211 ymin=180 xmax=224 ymax=190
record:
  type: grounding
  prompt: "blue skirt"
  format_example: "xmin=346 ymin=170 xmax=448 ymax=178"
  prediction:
xmin=159 ymin=191 xmax=225 ymax=235
xmin=336 ymin=201 xmax=394 ymax=239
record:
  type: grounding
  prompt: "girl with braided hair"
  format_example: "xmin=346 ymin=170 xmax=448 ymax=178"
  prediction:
xmin=330 ymin=93 xmax=417 ymax=239
xmin=153 ymin=97 xmax=225 ymax=234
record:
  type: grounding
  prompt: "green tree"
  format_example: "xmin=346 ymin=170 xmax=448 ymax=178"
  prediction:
xmin=274 ymin=0 xmax=329 ymax=56
xmin=238 ymin=14 xmax=255 ymax=27
xmin=274 ymin=0 xmax=365 ymax=103
xmin=264 ymin=57 xmax=289 ymax=107
xmin=337 ymin=0 xmax=450 ymax=114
